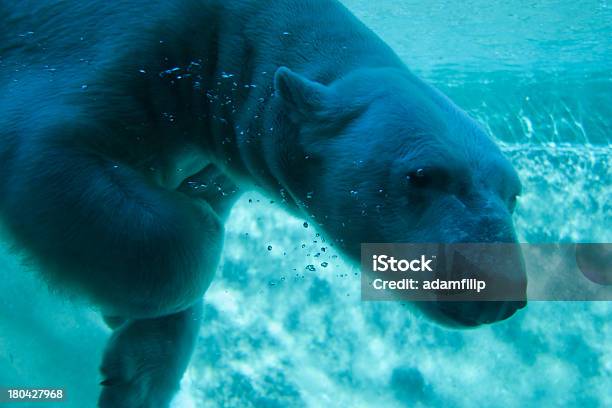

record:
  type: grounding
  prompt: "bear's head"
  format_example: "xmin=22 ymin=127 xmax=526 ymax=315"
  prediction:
xmin=274 ymin=67 xmax=527 ymax=327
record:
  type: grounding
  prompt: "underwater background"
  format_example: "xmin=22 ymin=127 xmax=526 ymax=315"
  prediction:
xmin=0 ymin=0 xmax=610 ymax=406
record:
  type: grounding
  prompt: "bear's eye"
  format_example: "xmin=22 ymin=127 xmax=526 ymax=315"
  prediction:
xmin=406 ymin=168 xmax=431 ymax=188
xmin=406 ymin=167 xmax=452 ymax=190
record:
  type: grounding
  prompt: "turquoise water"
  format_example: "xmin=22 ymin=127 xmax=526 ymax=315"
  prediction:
xmin=1 ymin=1 xmax=611 ymax=407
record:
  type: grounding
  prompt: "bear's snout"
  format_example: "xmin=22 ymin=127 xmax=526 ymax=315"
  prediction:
xmin=418 ymin=242 xmax=528 ymax=327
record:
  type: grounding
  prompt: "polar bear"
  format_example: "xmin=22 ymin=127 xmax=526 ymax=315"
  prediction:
xmin=0 ymin=0 xmax=526 ymax=406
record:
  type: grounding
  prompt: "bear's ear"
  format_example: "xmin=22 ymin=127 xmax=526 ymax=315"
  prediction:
xmin=274 ymin=67 xmax=331 ymax=118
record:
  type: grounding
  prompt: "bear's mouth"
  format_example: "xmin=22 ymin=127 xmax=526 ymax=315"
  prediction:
xmin=433 ymin=299 xmax=527 ymax=327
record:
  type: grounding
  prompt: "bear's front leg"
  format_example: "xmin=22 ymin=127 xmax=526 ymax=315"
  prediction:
xmin=0 ymin=119 xmax=227 ymax=406
xmin=99 ymin=301 xmax=203 ymax=408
